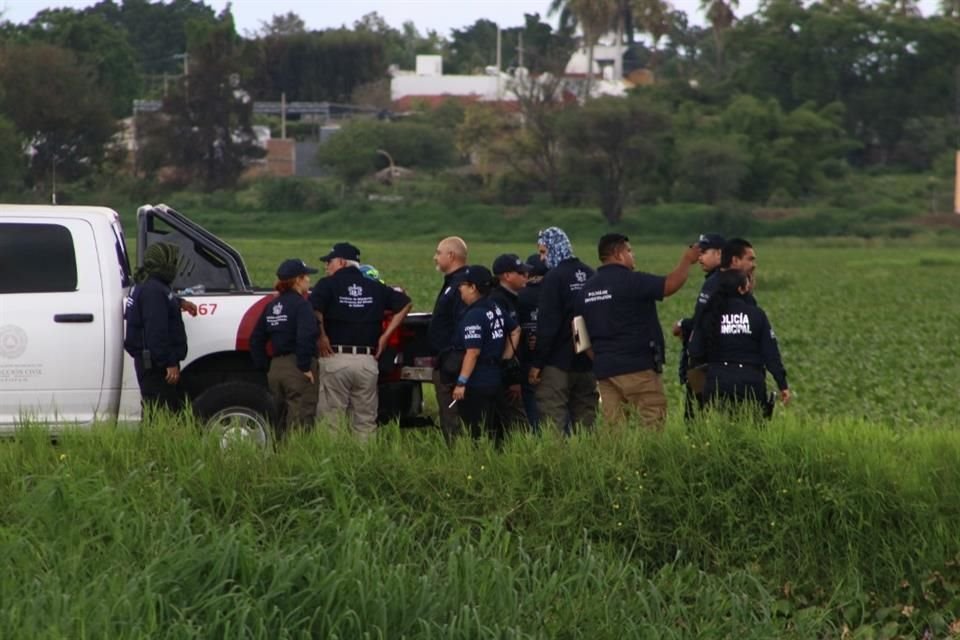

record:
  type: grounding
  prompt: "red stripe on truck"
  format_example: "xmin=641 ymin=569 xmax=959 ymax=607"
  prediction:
xmin=235 ymin=294 xmax=274 ymax=351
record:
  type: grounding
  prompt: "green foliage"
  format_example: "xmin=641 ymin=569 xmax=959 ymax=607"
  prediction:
xmin=87 ymin=0 xmax=219 ymax=75
xmin=729 ymin=2 xmax=960 ymax=167
xmin=138 ymin=19 xmax=264 ymax=191
xmin=247 ymin=29 xmax=386 ymax=103
xmin=0 ymin=114 xmax=23 ymax=189
xmin=352 ymin=12 xmax=445 ymax=70
xmin=251 ymin=177 xmax=337 ymax=212
xmin=560 ymin=95 xmax=671 ymax=223
xmin=445 ymin=15 xmax=574 ymax=75
xmin=673 ymin=136 xmax=750 ymax=203
xmin=3 ymin=409 xmax=960 ymax=637
xmin=0 ymin=43 xmax=116 ymax=184
xmin=316 ymin=119 xmax=456 ymax=187
xmin=20 ymin=9 xmax=143 ymax=117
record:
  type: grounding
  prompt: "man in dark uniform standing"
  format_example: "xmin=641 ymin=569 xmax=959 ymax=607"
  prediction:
xmin=489 ymin=253 xmax=533 ymax=431
xmin=529 ymin=227 xmax=598 ymax=433
xmin=428 ymin=236 xmax=470 ymax=441
xmin=124 ymin=242 xmax=189 ymax=414
xmin=311 ymin=242 xmax=412 ymax=440
xmin=673 ymin=233 xmax=725 ymax=420
xmin=577 ymin=234 xmax=701 ymax=430
xmin=517 ymin=253 xmax=547 ymax=429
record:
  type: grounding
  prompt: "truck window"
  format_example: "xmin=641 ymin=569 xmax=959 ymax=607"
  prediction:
xmin=111 ymin=221 xmax=132 ymax=288
xmin=0 ymin=223 xmax=78 ymax=293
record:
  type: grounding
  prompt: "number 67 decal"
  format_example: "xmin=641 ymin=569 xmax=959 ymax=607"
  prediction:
xmin=197 ymin=303 xmax=218 ymax=316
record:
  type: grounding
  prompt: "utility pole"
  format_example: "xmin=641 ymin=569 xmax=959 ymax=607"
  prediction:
xmin=173 ymin=52 xmax=189 ymax=101
xmin=496 ymin=26 xmax=502 ymax=101
xmin=955 ymin=65 xmax=960 ymax=214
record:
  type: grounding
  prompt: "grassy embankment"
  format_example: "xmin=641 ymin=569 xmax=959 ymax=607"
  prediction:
xmin=2 ymin=414 xmax=960 ymax=638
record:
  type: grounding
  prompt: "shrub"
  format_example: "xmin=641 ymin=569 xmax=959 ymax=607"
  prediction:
xmin=254 ymin=177 xmax=337 ymax=212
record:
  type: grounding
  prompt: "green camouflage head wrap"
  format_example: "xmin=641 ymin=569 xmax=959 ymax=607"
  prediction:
xmin=135 ymin=242 xmax=180 ymax=285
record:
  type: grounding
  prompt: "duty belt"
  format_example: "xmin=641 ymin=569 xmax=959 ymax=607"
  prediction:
xmin=713 ymin=361 xmax=764 ymax=373
xmin=331 ymin=345 xmax=375 ymax=355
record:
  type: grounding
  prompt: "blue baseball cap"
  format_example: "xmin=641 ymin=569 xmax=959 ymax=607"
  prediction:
xmin=320 ymin=242 xmax=361 ymax=262
xmin=697 ymin=233 xmax=726 ymax=250
xmin=526 ymin=253 xmax=548 ymax=276
xmin=492 ymin=253 xmax=533 ymax=275
xmin=277 ymin=258 xmax=319 ymax=279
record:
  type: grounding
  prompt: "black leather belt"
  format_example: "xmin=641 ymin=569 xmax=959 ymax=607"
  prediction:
xmin=714 ymin=361 xmax=763 ymax=373
xmin=331 ymin=345 xmax=375 ymax=355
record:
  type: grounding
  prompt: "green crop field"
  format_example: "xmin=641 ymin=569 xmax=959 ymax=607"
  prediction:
xmin=5 ymin=222 xmax=960 ymax=638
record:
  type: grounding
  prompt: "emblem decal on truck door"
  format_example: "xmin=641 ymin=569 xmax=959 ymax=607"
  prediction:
xmin=0 ymin=325 xmax=27 ymax=359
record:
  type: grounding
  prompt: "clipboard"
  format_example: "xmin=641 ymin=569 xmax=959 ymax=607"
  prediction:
xmin=572 ymin=315 xmax=591 ymax=354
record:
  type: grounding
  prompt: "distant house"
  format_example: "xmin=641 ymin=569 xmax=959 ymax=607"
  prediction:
xmin=389 ymin=49 xmax=634 ymax=111
xmin=389 ymin=55 xmax=519 ymax=111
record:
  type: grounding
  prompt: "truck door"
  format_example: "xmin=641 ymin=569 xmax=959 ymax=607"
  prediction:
xmin=0 ymin=219 xmax=106 ymax=428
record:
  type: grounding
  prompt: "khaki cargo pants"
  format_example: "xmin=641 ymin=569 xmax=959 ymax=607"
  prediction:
xmin=597 ymin=369 xmax=667 ymax=432
xmin=535 ymin=366 xmax=599 ymax=433
xmin=268 ymin=354 xmax=319 ymax=434
xmin=317 ymin=353 xmax=379 ymax=441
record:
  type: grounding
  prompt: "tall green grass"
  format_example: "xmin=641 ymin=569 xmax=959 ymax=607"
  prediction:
xmin=2 ymin=413 xmax=959 ymax=637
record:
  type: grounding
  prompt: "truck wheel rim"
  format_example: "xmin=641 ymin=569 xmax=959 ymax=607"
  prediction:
xmin=206 ymin=408 xmax=269 ymax=449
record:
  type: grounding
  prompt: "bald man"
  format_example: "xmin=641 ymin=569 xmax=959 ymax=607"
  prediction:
xmin=428 ymin=236 xmax=469 ymax=441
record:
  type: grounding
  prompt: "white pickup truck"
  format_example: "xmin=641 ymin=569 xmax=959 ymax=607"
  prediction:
xmin=0 ymin=203 xmax=434 ymax=444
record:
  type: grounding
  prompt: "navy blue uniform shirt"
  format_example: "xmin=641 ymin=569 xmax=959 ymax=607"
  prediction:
xmin=310 ymin=266 xmax=411 ymax=347
xmin=533 ymin=258 xmax=594 ymax=372
xmin=250 ymin=290 xmax=318 ymax=372
xmin=489 ymin=284 xmax=521 ymax=350
xmin=576 ymin=264 xmax=666 ymax=380
xmin=452 ymin=298 xmax=507 ymax=388
xmin=124 ymin=276 xmax=187 ymax=368
xmin=687 ymin=296 xmax=788 ymax=390
xmin=427 ymin=265 xmax=468 ymax=354
xmin=516 ymin=278 xmax=542 ymax=369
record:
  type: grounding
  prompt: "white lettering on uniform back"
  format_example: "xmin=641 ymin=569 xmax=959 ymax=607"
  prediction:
xmin=720 ymin=312 xmax=751 ymax=335
xmin=583 ymin=289 xmax=612 ymax=304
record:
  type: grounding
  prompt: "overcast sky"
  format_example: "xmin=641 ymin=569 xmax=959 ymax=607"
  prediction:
xmin=0 ymin=0 xmax=943 ymax=36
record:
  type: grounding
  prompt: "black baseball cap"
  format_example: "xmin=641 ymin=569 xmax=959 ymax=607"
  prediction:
xmin=277 ymin=258 xmax=319 ymax=279
xmin=492 ymin=253 xmax=533 ymax=275
xmin=526 ymin=253 xmax=548 ymax=276
xmin=697 ymin=233 xmax=726 ymax=250
xmin=320 ymin=242 xmax=361 ymax=262
xmin=460 ymin=264 xmax=494 ymax=287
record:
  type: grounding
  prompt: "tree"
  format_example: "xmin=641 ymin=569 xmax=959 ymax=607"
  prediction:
xmin=0 ymin=115 xmax=24 ymax=190
xmin=317 ymin=120 xmax=456 ymax=187
xmin=259 ymin=11 xmax=306 ymax=37
xmin=701 ymin=0 xmax=738 ymax=69
xmin=446 ymin=19 xmax=500 ymax=74
xmin=443 ymin=15 xmax=574 ymax=75
xmin=139 ymin=19 xmax=263 ymax=190
xmin=0 ymin=43 xmax=115 ymax=184
xmin=502 ymin=71 xmax=570 ymax=202
xmin=22 ymin=8 xmax=142 ymax=117
xmin=567 ymin=0 xmax=620 ymax=97
xmin=941 ymin=0 xmax=960 ymax=18
xmin=456 ymin=104 xmax=506 ymax=183
xmin=673 ymin=137 xmax=750 ymax=203
xmin=559 ymin=96 xmax=670 ymax=222
xmin=353 ymin=12 xmax=443 ymax=69
xmin=632 ymin=0 xmax=674 ymax=69
xmin=248 ymin=30 xmax=386 ymax=102
xmin=87 ymin=0 xmax=219 ymax=75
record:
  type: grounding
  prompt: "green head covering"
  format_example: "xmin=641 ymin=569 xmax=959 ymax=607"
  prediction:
xmin=135 ymin=242 xmax=180 ymax=284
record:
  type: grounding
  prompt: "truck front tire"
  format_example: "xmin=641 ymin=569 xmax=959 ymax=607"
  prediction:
xmin=192 ymin=382 xmax=274 ymax=449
